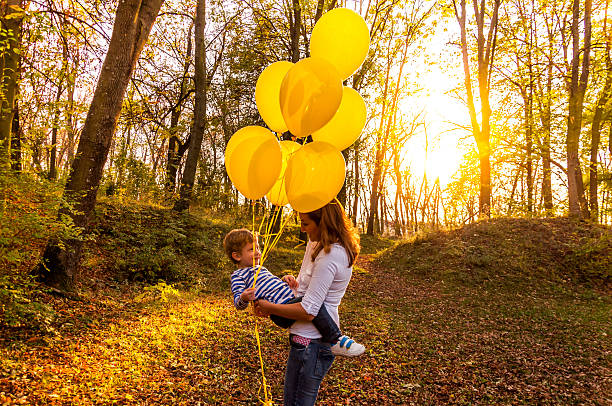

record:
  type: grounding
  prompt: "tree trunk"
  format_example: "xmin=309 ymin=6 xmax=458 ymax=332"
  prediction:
xmin=63 ymin=57 xmax=77 ymax=173
xmin=10 ymin=101 xmax=20 ymax=172
xmin=48 ymin=83 xmax=64 ymax=180
xmin=454 ymin=0 xmax=499 ymax=218
xmin=314 ymin=0 xmax=325 ymax=22
xmin=337 ymin=148 xmax=348 ymax=207
xmin=351 ymin=140 xmax=359 ymax=225
xmin=0 ymin=0 xmax=24 ymax=170
xmin=566 ymin=0 xmax=591 ymax=218
xmin=174 ymin=0 xmax=206 ymax=212
xmin=165 ymin=22 xmax=193 ymax=194
xmin=588 ymin=4 xmax=610 ymax=221
xmin=289 ymin=0 xmax=301 ymax=63
xmin=526 ymin=76 xmax=533 ymax=214
xmin=540 ymin=59 xmax=554 ymax=215
xmin=34 ymin=0 xmax=164 ymax=290
xmin=393 ymin=152 xmax=402 ymax=236
xmin=49 ymin=15 xmax=71 ymax=180
xmin=518 ymin=84 xmax=534 ymax=214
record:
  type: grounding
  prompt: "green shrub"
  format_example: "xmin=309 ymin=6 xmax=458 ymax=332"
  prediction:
xmin=86 ymin=201 xmax=229 ymax=283
xmin=0 ymin=274 xmax=55 ymax=331
xmin=0 ymin=171 xmax=79 ymax=330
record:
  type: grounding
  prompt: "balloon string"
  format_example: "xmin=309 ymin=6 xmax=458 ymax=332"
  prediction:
xmin=251 ymin=201 xmax=271 ymax=405
xmin=249 ymin=201 xmax=291 ymax=406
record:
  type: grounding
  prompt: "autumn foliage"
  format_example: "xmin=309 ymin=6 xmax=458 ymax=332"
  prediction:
xmin=1 ymin=196 xmax=610 ymax=404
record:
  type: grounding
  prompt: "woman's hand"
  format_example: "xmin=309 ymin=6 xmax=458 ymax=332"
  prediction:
xmin=281 ymin=275 xmax=298 ymax=290
xmin=253 ymin=299 xmax=271 ymax=317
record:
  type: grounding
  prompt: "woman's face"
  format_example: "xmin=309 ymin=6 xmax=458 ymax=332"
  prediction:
xmin=299 ymin=213 xmax=321 ymax=242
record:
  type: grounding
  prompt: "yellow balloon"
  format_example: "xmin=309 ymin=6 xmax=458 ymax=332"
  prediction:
xmin=279 ymin=57 xmax=343 ymax=138
xmin=310 ymin=8 xmax=370 ymax=81
xmin=255 ymin=61 xmax=293 ymax=133
xmin=224 ymin=126 xmax=282 ymax=200
xmin=266 ymin=141 xmax=302 ymax=206
xmin=284 ymin=141 xmax=346 ymax=213
xmin=312 ymin=87 xmax=366 ymax=151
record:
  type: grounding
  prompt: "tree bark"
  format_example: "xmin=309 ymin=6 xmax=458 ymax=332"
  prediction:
xmin=174 ymin=0 xmax=206 ymax=212
xmin=566 ymin=0 xmax=591 ymax=218
xmin=34 ymin=0 xmax=164 ymax=290
xmin=0 ymin=0 xmax=24 ymax=170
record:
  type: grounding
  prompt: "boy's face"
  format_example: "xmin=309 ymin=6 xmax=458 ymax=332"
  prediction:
xmin=233 ymin=240 xmax=261 ymax=267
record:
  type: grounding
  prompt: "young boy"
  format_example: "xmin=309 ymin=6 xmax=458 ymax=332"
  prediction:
xmin=224 ymin=228 xmax=365 ymax=357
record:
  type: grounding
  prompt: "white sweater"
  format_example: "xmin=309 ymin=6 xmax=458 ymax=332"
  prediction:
xmin=290 ymin=240 xmax=352 ymax=339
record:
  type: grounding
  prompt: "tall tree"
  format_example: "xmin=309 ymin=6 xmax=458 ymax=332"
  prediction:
xmin=454 ymin=0 xmax=501 ymax=218
xmin=565 ymin=0 xmax=591 ymax=218
xmin=0 ymin=0 xmax=25 ymax=170
xmin=588 ymin=0 xmax=611 ymax=221
xmin=34 ymin=0 xmax=164 ymax=290
xmin=174 ymin=0 xmax=206 ymax=211
xmin=537 ymin=5 xmax=558 ymax=215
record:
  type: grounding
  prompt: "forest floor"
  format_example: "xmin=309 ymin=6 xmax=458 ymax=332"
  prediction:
xmin=1 ymin=202 xmax=611 ymax=405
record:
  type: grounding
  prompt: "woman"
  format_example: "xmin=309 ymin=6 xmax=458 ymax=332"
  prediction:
xmin=254 ymin=200 xmax=361 ymax=405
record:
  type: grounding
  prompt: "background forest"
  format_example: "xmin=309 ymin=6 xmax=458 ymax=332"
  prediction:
xmin=2 ymin=0 xmax=611 ymax=232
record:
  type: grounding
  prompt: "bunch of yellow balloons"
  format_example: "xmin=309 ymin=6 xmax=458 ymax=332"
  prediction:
xmin=225 ymin=8 xmax=369 ymax=213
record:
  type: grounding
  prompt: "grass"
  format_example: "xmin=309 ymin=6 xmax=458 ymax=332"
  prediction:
xmin=1 ymin=202 xmax=611 ymax=404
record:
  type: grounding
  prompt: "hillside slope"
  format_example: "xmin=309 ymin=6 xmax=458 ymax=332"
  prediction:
xmin=375 ymin=217 xmax=611 ymax=288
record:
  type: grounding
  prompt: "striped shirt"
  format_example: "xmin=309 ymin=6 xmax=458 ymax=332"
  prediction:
xmin=230 ymin=266 xmax=295 ymax=310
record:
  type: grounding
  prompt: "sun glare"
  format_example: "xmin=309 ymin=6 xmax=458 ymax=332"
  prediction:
xmin=398 ymin=22 xmax=473 ymax=188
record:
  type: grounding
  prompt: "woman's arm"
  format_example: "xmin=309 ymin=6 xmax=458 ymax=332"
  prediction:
xmin=254 ymin=300 xmax=315 ymax=321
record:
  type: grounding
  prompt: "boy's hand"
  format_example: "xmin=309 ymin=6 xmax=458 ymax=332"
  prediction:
xmin=281 ymin=275 xmax=298 ymax=290
xmin=240 ymin=288 xmax=256 ymax=302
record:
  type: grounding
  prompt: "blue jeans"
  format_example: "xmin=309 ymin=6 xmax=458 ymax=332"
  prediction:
xmin=284 ymin=335 xmax=335 ymax=406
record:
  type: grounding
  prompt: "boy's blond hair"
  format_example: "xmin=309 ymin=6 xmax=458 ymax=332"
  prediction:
xmin=223 ymin=228 xmax=254 ymax=264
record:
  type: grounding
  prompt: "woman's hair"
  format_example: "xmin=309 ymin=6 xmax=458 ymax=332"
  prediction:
xmin=223 ymin=228 xmax=254 ymax=263
xmin=305 ymin=200 xmax=360 ymax=266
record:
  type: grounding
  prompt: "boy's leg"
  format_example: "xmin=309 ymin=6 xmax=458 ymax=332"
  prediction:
xmin=311 ymin=302 xmax=341 ymax=344
xmin=269 ymin=297 xmax=301 ymax=329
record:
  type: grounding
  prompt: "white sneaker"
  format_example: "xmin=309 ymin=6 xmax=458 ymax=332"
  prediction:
xmin=331 ymin=336 xmax=365 ymax=357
